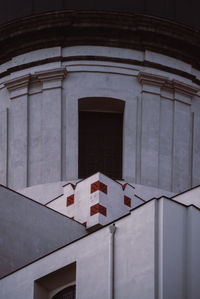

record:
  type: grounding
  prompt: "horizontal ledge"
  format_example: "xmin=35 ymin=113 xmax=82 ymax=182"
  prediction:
xmin=0 ymin=11 xmax=200 ymax=70
xmin=1 ymin=55 xmax=200 ymax=86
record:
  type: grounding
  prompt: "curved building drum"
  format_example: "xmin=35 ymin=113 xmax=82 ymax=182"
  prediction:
xmin=0 ymin=7 xmax=200 ymax=201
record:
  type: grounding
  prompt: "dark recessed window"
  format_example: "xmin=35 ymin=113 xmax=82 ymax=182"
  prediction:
xmin=78 ymin=98 xmax=124 ymax=179
xmin=52 ymin=285 xmax=75 ymax=299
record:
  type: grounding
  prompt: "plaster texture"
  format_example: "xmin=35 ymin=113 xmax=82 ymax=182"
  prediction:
xmin=0 ymin=185 xmax=86 ymax=278
xmin=0 ymin=46 xmax=199 ymax=194
xmin=1 ymin=8 xmax=200 ymax=299
xmin=173 ymin=185 xmax=200 ymax=208
xmin=47 ymin=173 xmax=143 ymax=229
xmin=18 ymin=179 xmax=175 ymax=208
xmin=1 ymin=198 xmax=200 ymax=299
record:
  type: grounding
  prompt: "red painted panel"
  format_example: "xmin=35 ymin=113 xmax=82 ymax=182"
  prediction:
xmin=66 ymin=194 xmax=74 ymax=206
xmin=90 ymin=203 xmax=107 ymax=216
xmin=124 ymin=195 xmax=131 ymax=207
xmin=91 ymin=181 xmax=107 ymax=194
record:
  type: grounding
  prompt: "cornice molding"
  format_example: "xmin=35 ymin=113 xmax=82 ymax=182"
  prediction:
xmin=138 ymin=71 xmax=199 ymax=101
xmin=35 ymin=68 xmax=67 ymax=90
xmin=0 ymin=11 xmax=200 ymax=70
xmin=172 ymin=80 xmax=199 ymax=97
xmin=4 ymin=68 xmax=67 ymax=98
xmin=138 ymin=72 xmax=167 ymax=87
xmin=4 ymin=74 xmax=31 ymax=92
xmin=0 ymin=55 xmax=200 ymax=86
xmin=35 ymin=68 xmax=67 ymax=82
xmin=4 ymin=74 xmax=31 ymax=99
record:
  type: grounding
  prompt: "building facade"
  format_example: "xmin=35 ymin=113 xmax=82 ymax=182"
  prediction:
xmin=1 ymin=1 xmax=200 ymax=298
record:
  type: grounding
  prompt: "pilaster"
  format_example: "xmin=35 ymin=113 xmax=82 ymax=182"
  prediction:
xmin=4 ymin=74 xmax=31 ymax=189
xmin=138 ymin=72 xmax=166 ymax=188
xmin=35 ymin=68 xmax=67 ymax=183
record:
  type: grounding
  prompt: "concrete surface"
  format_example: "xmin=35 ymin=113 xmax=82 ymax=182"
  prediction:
xmin=1 ymin=197 xmax=200 ymax=299
xmin=0 ymin=185 xmax=86 ymax=278
xmin=0 ymin=46 xmax=199 ymax=193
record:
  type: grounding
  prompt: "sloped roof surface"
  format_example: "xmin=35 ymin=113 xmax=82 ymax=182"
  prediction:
xmin=0 ymin=186 xmax=86 ymax=278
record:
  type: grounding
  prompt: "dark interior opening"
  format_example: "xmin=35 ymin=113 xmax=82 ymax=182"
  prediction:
xmin=79 ymin=110 xmax=123 ymax=179
xmin=52 ymin=285 xmax=75 ymax=299
xmin=34 ymin=262 xmax=76 ymax=299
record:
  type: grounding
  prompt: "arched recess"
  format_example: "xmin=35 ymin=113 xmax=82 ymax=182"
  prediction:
xmin=34 ymin=262 xmax=76 ymax=299
xmin=52 ymin=285 xmax=76 ymax=299
xmin=78 ymin=97 xmax=125 ymax=179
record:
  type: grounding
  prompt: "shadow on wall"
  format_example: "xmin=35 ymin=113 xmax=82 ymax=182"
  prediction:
xmin=34 ymin=262 xmax=76 ymax=299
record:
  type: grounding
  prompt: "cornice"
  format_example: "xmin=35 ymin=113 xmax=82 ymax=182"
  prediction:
xmin=35 ymin=68 xmax=67 ymax=90
xmin=4 ymin=74 xmax=31 ymax=92
xmin=35 ymin=68 xmax=67 ymax=82
xmin=0 ymin=11 xmax=200 ymax=70
xmin=138 ymin=72 xmax=199 ymax=101
xmin=4 ymin=68 xmax=67 ymax=97
xmin=138 ymin=72 xmax=167 ymax=87
xmin=0 ymin=55 xmax=200 ymax=86
xmin=4 ymin=74 xmax=31 ymax=99
xmin=172 ymin=80 xmax=199 ymax=97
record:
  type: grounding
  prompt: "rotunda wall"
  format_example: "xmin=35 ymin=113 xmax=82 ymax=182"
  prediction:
xmin=0 ymin=46 xmax=199 ymax=194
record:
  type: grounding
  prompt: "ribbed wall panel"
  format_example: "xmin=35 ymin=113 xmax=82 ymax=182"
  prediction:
xmin=0 ymin=109 xmax=8 ymax=186
xmin=141 ymin=92 xmax=160 ymax=187
xmin=41 ymin=88 xmax=62 ymax=184
xmin=8 ymin=96 xmax=28 ymax=189
xmin=172 ymin=101 xmax=191 ymax=193
xmin=29 ymin=92 xmax=43 ymax=186
xmin=158 ymin=98 xmax=173 ymax=191
xmin=192 ymin=114 xmax=200 ymax=187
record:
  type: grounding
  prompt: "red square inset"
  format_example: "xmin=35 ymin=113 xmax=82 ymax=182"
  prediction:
xmin=90 ymin=203 xmax=107 ymax=216
xmin=67 ymin=194 xmax=74 ymax=206
xmin=124 ymin=196 xmax=131 ymax=207
xmin=91 ymin=181 xmax=107 ymax=194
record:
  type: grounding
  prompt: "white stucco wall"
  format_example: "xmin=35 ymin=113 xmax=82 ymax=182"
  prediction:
xmin=0 ymin=46 xmax=199 ymax=194
xmin=1 ymin=198 xmax=200 ymax=299
xmin=0 ymin=200 xmax=156 ymax=299
xmin=173 ymin=185 xmax=200 ymax=208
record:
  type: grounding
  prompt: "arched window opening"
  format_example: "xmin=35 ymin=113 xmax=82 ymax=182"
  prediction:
xmin=52 ymin=285 xmax=75 ymax=299
xmin=79 ymin=97 xmax=124 ymax=179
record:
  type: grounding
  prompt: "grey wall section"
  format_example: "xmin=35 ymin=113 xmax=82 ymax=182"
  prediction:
xmin=1 ymin=198 xmax=200 ymax=299
xmin=172 ymin=101 xmax=191 ymax=192
xmin=158 ymin=98 xmax=173 ymax=191
xmin=0 ymin=185 xmax=86 ymax=278
xmin=8 ymin=95 xmax=28 ymax=189
xmin=158 ymin=198 xmax=200 ymax=299
xmin=192 ymin=114 xmax=200 ymax=187
xmin=187 ymin=207 xmax=200 ymax=299
xmin=1 ymin=48 xmax=200 ymax=194
xmin=41 ymin=87 xmax=62 ymax=184
xmin=0 ymin=0 xmax=200 ymax=29
xmin=29 ymin=90 xmax=43 ymax=186
xmin=123 ymin=95 xmax=138 ymax=183
xmin=160 ymin=199 xmax=187 ymax=298
xmin=0 ymin=110 xmax=8 ymax=186
xmin=141 ymin=92 xmax=160 ymax=187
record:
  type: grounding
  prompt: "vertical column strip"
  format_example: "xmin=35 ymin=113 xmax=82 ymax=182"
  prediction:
xmin=0 ymin=109 xmax=8 ymax=186
xmin=5 ymin=74 xmax=30 ymax=189
xmin=136 ymin=95 xmax=142 ymax=184
xmin=36 ymin=68 xmax=67 ymax=184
